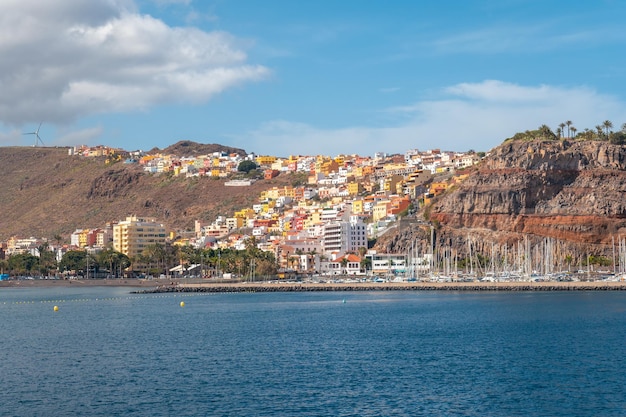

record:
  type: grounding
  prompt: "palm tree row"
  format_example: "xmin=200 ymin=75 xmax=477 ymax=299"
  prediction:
xmin=509 ymin=120 xmax=626 ymax=144
xmin=133 ymin=239 xmax=277 ymax=279
xmin=1 ymin=237 xmax=279 ymax=279
xmin=1 ymin=247 xmax=130 ymax=278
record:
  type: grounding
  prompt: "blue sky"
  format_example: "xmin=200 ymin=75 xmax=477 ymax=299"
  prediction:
xmin=1 ymin=0 xmax=626 ymax=157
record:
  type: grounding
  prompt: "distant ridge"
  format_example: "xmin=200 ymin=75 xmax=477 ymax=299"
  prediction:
xmin=151 ymin=140 xmax=247 ymax=157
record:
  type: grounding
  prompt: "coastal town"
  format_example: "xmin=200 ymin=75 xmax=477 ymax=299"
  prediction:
xmin=1 ymin=143 xmax=482 ymax=281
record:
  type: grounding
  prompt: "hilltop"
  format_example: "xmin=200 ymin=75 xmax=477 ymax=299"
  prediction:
xmin=150 ymin=140 xmax=247 ymax=157
xmin=0 ymin=145 xmax=294 ymax=240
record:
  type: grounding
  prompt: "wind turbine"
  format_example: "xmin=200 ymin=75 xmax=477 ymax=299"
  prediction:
xmin=23 ymin=122 xmax=45 ymax=146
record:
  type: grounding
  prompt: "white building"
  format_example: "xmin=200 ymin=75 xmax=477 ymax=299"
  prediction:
xmin=322 ymin=215 xmax=367 ymax=255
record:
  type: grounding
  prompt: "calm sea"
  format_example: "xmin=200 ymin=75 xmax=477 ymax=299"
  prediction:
xmin=1 ymin=287 xmax=625 ymax=416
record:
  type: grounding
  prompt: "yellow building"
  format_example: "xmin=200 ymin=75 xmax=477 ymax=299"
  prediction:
xmin=429 ymin=181 xmax=449 ymax=196
xmin=351 ymin=199 xmax=364 ymax=215
xmin=320 ymin=160 xmax=339 ymax=176
xmin=262 ymin=186 xmax=294 ymax=201
xmin=347 ymin=181 xmax=364 ymax=196
xmin=362 ymin=166 xmax=374 ymax=176
xmin=256 ymin=155 xmax=277 ymax=166
xmin=226 ymin=217 xmax=244 ymax=230
xmin=383 ymin=174 xmax=403 ymax=193
xmin=78 ymin=230 xmax=90 ymax=247
xmin=304 ymin=209 xmax=322 ymax=228
xmin=234 ymin=208 xmax=255 ymax=220
xmin=372 ymin=200 xmax=391 ymax=222
xmin=113 ymin=216 xmax=167 ymax=259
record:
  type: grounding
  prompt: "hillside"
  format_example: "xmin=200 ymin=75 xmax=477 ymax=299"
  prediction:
xmin=375 ymin=139 xmax=626 ymax=259
xmin=0 ymin=146 xmax=293 ymax=240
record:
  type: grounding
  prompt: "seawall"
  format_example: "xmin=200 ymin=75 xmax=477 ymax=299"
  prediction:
xmin=133 ymin=281 xmax=626 ymax=294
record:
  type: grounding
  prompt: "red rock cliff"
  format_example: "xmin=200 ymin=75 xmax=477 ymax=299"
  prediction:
xmin=428 ymin=140 xmax=626 ymax=253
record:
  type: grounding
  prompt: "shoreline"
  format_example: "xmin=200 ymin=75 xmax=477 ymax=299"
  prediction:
xmin=2 ymin=278 xmax=626 ymax=292
xmin=146 ymin=280 xmax=626 ymax=293
xmin=0 ymin=278 xmax=169 ymax=288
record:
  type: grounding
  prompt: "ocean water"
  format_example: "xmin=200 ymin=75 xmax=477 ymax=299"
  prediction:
xmin=1 ymin=288 xmax=625 ymax=417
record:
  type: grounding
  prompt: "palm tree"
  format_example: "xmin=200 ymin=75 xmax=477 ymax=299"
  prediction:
xmin=570 ymin=127 xmax=577 ymax=139
xmin=340 ymin=257 xmax=349 ymax=275
xmin=360 ymin=257 xmax=372 ymax=274
xmin=176 ymin=245 xmax=198 ymax=275
xmin=305 ymin=249 xmax=318 ymax=274
xmin=98 ymin=248 xmax=130 ymax=278
xmin=566 ymin=120 xmax=573 ymax=138
xmin=603 ymin=120 xmax=613 ymax=138
xmin=558 ymin=123 xmax=566 ymax=139
xmin=142 ymin=243 xmax=168 ymax=275
xmin=596 ymin=125 xmax=604 ymax=140
xmin=564 ymin=254 xmax=573 ymax=272
xmin=288 ymin=255 xmax=299 ymax=272
xmin=538 ymin=124 xmax=555 ymax=140
xmin=53 ymin=234 xmax=63 ymax=248
xmin=37 ymin=242 xmax=57 ymax=276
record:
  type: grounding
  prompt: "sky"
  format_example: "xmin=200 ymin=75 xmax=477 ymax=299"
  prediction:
xmin=1 ymin=0 xmax=626 ymax=157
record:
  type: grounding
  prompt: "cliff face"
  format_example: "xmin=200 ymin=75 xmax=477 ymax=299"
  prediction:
xmin=428 ymin=140 xmax=626 ymax=250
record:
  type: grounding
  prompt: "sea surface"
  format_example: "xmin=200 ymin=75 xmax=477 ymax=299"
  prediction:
xmin=1 ymin=287 xmax=625 ymax=416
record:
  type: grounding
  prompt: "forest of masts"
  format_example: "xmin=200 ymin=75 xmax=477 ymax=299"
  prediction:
xmin=407 ymin=234 xmax=626 ymax=280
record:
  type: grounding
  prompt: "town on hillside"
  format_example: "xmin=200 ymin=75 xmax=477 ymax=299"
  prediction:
xmin=1 ymin=144 xmax=483 ymax=281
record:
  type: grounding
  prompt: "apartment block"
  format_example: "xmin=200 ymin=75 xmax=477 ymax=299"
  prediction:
xmin=113 ymin=216 xmax=167 ymax=258
xmin=322 ymin=215 xmax=367 ymax=255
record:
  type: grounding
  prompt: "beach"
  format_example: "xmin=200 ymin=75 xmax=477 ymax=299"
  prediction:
xmin=0 ymin=277 xmax=170 ymax=288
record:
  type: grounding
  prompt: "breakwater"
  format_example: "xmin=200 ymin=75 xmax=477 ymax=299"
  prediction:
xmin=133 ymin=281 xmax=626 ymax=294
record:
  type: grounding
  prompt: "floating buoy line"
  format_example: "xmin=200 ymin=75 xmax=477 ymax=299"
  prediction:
xmin=0 ymin=292 xmax=214 ymax=306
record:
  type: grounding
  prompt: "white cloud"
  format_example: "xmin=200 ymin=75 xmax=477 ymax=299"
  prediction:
xmin=243 ymin=81 xmax=626 ymax=156
xmin=151 ymin=0 xmax=191 ymax=5
xmin=0 ymin=0 xmax=269 ymax=127
xmin=56 ymin=126 xmax=105 ymax=146
xmin=431 ymin=22 xmax=626 ymax=55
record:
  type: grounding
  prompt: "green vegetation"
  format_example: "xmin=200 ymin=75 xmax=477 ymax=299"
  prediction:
xmin=290 ymin=172 xmax=309 ymax=187
xmin=1 ymin=239 xmax=277 ymax=279
xmin=587 ymin=254 xmax=612 ymax=267
xmin=237 ymin=160 xmax=258 ymax=173
xmin=506 ymin=120 xmax=626 ymax=143
xmin=132 ymin=240 xmax=277 ymax=279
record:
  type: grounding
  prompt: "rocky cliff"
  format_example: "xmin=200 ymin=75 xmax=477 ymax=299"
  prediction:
xmin=423 ymin=139 xmax=626 ymax=257
xmin=372 ymin=139 xmax=626 ymax=261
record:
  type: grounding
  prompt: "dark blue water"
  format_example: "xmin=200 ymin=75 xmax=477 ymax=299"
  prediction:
xmin=1 ymin=288 xmax=625 ymax=416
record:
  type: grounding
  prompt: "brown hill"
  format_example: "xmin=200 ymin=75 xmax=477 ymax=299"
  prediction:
xmin=152 ymin=140 xmax=247 ymax=157
xmin=0 ymin=146 xmax=292 ymax=241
